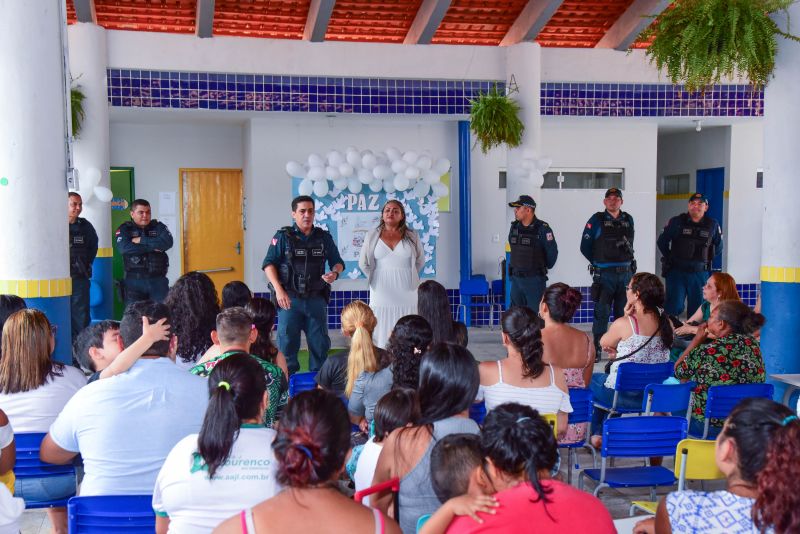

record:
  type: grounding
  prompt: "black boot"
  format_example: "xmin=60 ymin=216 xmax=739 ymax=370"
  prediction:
xmin=593 ymin=335 xmax=603 ymax=363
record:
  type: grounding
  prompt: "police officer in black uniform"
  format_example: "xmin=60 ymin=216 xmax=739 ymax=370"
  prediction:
xmin=507 ymin=195 xmax=558 ymax=308
xmin=262 ymin=195 xmax=344 ymax=375
xmin=68 ymin=192 xmax=98 ymax=339
xmin=580 ymin=188 xmax=635 ymax=360
xmin=115 ymin=198 xmax=173 ymax=305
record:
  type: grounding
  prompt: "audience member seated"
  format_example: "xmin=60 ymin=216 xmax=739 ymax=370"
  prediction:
xmin=418 ymin=281 xmax=468 ymax=347
xmin=73 ymin=317 xmax=169 ymax=382
xmin=190 ymin=307 xmax=288 ymax=428
xmin=372 ymin=343 xmax=480 ymax=534
xmin=214 ymin=389 xmax=400 ymax=534
xmin=445 ymin=403 xmax=615 ymax=534
xmin=317 ymin=301 xmax=384 ymax=398
xmin=478 ymin=306 xmax=572 ymax=438
xmin=674 ymin=300 xmax=766 ymax=436
xmin=244 ymin=298 xmax=289 ymax=377
xmin=0 ymin=309 xmax=86 ymax=533
xmin=165 ymin=271 xmax=221 ymax=370
xmin=221 ymin=280 xmax=252 ymax=310
xmin=41 ymin=301 xmax=208 ymax=497
xmin=354 ymin=388 xmax=420 ymax=504
xmin=633 ymin=398 xmax=800 ymax=534
xmin=590 ymin=273 xmax=672 ymax=444
xmin=349 ymin=315 xmax=431 ymax=432
xmin=0 ymin=294 xmax=25 ymax=359
xmin=153 ymin=354 xmax=281 ymax=533
xmin=0 ymin=409 xmax=23 ymax=534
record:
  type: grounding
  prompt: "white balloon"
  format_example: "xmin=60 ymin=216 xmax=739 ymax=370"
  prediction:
xmin=423 ymin=170 xmax=441 ymax=184
xmin=521 ymin=159 xmax=535 ymax=171
xmin=402 ymin=151 xmax=419 ymax=165
xmin=325 ymin=166 xmax=340 ymax=181
xmin=404 ymin=166 xmax=421 ymax=181
xmin=347 ymin=178 xmax=363 ymax=194
xmin=413 ymin=181 xmax=430 ymax=199
xmin=362 ymin=153 xmax=377 ymax=170
xmin=376 ymin=152 xmax=389 ymax=166
xmin=94 ymin=186 xmax=113 ymax=203
xmin=307 ymin=166 xmax=326 ymax=181
xmin=531 ymin=172 xmax=545 ymax=188
xmin=327 ymin=150 xmax=344 ymax=167
xmin=536 ymin=158 xmax=553 ymax=172
xmin=346 ymin=150 xmax=361 ymax=167
xmin=386 ymin=147 xmax=401 ymax=161
xmin=373 ymin=165 xmax=393 ymax=181
xmin=394 ymin=175 xmax=410 ymax=191
xmin=391 ymin=159 xmax=408 ymax=173
xmin=383 ymin=179 xmax=396 ymax=194
xmin=338 ymin=163 xmax=354 ymax=178
xmin=308 ymin=153 xmax=324 ymax=167
xmin=433 ymin=158 xmax=451 ymax=175
xmin=416 ymin=156 xmax=432 ymax=170
xmin=298 ymin=179 xmax=314 ymax=196
xmin=368 ymin=178 xmax=383 ymax=193
xmin=431 ymin=182 xmax=449 ymax=198
xmin=358 ymin=168 xmax=373 ymax=184
xmin=286 ymin=161 xmax=304 ymax=177
xmin=313 ymin=180 xmax=329 ymax=197
xmin=85 ymin=167 xmax=102 ymax=187
xmin=333 ymin=177 xmax=348 ymax=190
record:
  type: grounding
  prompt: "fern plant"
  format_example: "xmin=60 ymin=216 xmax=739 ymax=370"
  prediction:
xmin=71 ymin=86 xmax=86 ymax=138
xmin=638 ymin=0 xmax=800 ymax=91
xmin=469 ymin=84 xmax=525 ymax=154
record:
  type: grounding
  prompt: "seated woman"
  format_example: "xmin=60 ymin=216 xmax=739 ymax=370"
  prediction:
xmin=221 ymin=280 xmax=252 ymax=310
xmin=164 ymin=271 xmax=220 ymax=371
xmin=372 ymin=343 xmax=480 ymax=534
xmin=418 ymin=280 xmax=468 ymax=347
xmin=634 ymin=398 xmax=800 ymax=534
xmin=153 ymin=354 xmax=281 ymax=533
xmin=590 ymin=273 xmax=672 ymax=444
xmin=0 ymin=309 xmax=86 ymax=533
xmin=674 ymin=300 xmax=766 ymax=437
xmin=478 ymin=306 xmax=572 ymax=438
xmin=539 ymin=284 xmax=594 ymax=444
xmin=213 ymin=389 xmax=400 ymax=534
xmin=445 ymin=403 xmax=615 ymax=534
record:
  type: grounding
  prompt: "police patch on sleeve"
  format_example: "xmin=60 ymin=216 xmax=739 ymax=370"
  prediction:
xmin=546 ymin=233 xmax=554 ymax=241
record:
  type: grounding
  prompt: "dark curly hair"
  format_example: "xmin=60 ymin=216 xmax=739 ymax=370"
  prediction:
xmin=272 ymin=389 xmax=350 ymax=488
xmin=386 ymin=315 xmax=433 ymax=390
xmin=164 ymin=271 xmax=220 ymax=364
xmin=417 ymin=280 xmax=456 ymax=345
xmin=245 ymin=297 xmax=279 ymax=364
xmin=541 ymin=283 xmax=582 ymax=323
xmin=501 ymin=306 xmax=545 ymax=379
xmin=629 ymin=272 xmax=673 ymax=348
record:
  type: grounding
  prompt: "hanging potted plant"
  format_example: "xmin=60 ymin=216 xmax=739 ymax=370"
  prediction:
xmin=469 ymin=83 xmax=525 ymax=154
xmin=71 ymin=86 xmax=86 ymax=138
xmin=637 ymin=0 xmax=800 ymax=91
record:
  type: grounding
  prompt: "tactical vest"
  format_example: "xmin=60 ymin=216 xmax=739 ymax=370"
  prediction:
xmin=592 ymin=212 xmax=634 ymax=264
xmin=671 ymin=214 xmax=715 ymax=266
xmin=69 ymin=219 xmax=93 ymax=278
xmin=122 ymin=222 xmax=169 ymax=277
xmin=278 ymin=227 xmax=328 ymax=296
xmin=509 ymin=221 xmax=547 ymax=276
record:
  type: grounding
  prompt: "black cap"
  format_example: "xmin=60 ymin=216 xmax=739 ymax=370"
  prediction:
xmin=688 ymin=192 xmax=708 ymax=204
xmin=605 ymin=188 xmax=623 ymax=198
xmin=508 ymin=195 xmax=536 ymax=209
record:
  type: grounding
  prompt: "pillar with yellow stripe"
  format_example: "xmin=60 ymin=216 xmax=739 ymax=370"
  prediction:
xmin=0 ymin=0 xmax=73 ymax=362
xmin=760 ymin=5 xmax=800 ymax=405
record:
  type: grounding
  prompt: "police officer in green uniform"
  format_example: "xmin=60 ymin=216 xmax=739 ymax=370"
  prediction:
xmin=507 ymin=195 xmax=558 ymax=308
xmin=262 ymin=195 xmax=344 ymax=376
xmin=115 ymin=198 xmax=173 ymax=306
xmin=580 ymin=188 xmax=635 ymax=360
xmin=68 ymin=192 xmax=98 ymax=339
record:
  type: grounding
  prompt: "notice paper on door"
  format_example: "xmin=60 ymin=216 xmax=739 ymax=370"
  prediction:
xmin=159 ymin=191 xmax=176 ymax=216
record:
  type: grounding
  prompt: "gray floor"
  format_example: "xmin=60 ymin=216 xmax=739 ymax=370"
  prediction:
xmin=21 ymin=324 xmax=700 ymax=533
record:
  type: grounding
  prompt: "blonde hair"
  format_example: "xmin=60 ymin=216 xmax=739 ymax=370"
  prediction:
xmin=342 ymin=301 xmax=378 ymax=397
xmin=0 ymin=309 xmax=59 ymax=394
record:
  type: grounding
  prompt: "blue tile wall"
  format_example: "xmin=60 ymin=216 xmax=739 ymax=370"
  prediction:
xmin=106 ymin=69 xmax=500 ymax=115
xmin=541 ymin=82 xmax=764 ymax=117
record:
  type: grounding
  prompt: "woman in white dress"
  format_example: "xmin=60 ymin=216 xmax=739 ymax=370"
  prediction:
xmin=359 ymin=200 xmax=425 ymax=348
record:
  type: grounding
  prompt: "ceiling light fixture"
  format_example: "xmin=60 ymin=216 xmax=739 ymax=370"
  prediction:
xmin=694 ymin=120 xmax=703 ymax=132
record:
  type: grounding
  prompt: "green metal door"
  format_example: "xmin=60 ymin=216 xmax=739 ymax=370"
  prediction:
xmin=110 ymin=167 xmax=135 ymax=319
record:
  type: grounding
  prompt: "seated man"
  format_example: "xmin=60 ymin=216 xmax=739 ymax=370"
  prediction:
xmin=41 ymin=301 xmax=208 ymax=496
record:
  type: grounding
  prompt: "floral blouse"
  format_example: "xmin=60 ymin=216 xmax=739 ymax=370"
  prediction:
xmin=675 ymin=333 xmax=766 ymax=426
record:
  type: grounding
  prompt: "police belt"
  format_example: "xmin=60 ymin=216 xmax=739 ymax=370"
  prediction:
xmin=510 ymin=269 xmax=546 ymax=278
xmin=595 ymin=265 xmax=632 ymax=273
xmin=670 ymin=262 xmax=710 ymax=273
xmin=124 ymin=271 xmax=165 ymax=280
xmin=285 ymin=289 xmax=326 ymax=299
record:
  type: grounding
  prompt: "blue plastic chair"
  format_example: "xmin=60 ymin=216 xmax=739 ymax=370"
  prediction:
xmin=457 ymin=277 xmax=501 ymax=328
xmin=642 ymin=381 xmax=696 ymax=419
xmin=67 ymin=495 xmax=155 ymax=533
xmin=289 ymin=371 xmax=317 ymax=397
xmin=691 ymin=383 xmax=775 ymax=439
xmin=578 ymin=416 xmax=687 ymax=498
xmin=469 ymin=400 xmax=487 ymax=426
xmin=558 ymin=388 xmax=596 ymax=483
xmin=594 ymin=362 xmax=675 ymax=417
xmin=14 ymin=433 xmax=77 ymax=509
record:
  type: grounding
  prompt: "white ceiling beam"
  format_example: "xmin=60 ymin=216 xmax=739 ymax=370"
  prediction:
xmin=595 ymin=0 xmax=670 ymax=50
xmin=195 ymin=0 xmax=215 ymax=38
xmin=74 ymin=0 xmax=97 ymax=24
xmin=303 ymin=0 xmax=336 ymax=42
xmin=500 ymin=0 xmax=564 ymax=46
xmin=404 ymin=0 xmax=451 ymax=45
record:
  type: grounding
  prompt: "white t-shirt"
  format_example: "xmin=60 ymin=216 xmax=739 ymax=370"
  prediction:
xmin=0 ymin=364 xmax=86 ymax=432
xmin=49 ymin=358 xmax=208 ymax=496
xmin=153 ymin=426 xmax=282 ymax=533
xmin=354 ymin=438 xmax=383 ymax=506
xmin=0 ymin=422 xmax=23 ymax=533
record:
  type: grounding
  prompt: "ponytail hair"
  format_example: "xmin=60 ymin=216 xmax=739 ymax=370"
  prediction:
xmin=541 ymin=283 xmax=582 ymax=323
xmin=341 ymin=301 xmax=379 ymax=397
xmin=629 ymin=272 xmax=673 ymax=348
xmin=715 ymin=300 xmax=766 ymax=336
xmin=501 ymin=306 xmax=545 ymax=379
xmin=197 ymin=354 xmax=267 ymax=478
xmin=273 ymin=389 xmax=350 ymax=488
xmin=480 ymin=403 xmax=557 ymax=505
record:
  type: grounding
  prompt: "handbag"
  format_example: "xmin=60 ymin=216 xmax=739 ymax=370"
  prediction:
xmin=603 ymin=330 xmax=659 ymax=374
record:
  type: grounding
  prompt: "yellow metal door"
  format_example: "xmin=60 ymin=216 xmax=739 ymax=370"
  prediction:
xmin=180 ymin=169 xmax=244 ymax=293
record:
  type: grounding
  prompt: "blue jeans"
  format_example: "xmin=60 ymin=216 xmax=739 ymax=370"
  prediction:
xmin=277 ymin=294 xmax=331 ymax=375
xmin=664 ymin=270 xmax=709 ymax=317
xmin=589 ymin=372 xmax=644 ymax=435
xmin=14 ymin=474 xmax=75 ymax=503
xmin=510 ymin=275 xmax=546 ymax=309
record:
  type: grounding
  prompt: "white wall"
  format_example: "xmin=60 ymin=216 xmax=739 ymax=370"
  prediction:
xmin=109 ymin=121 xmax=244 ymax=282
